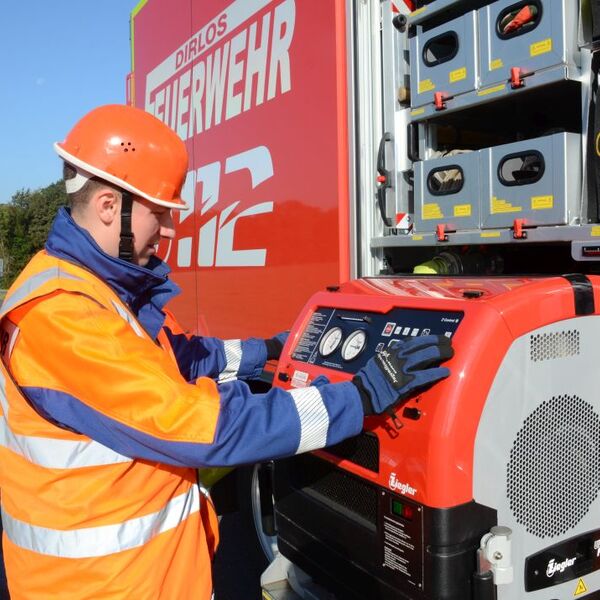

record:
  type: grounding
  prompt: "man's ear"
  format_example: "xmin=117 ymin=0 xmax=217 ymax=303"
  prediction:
xmin=92 ymin=189 xmax=120 ymax=225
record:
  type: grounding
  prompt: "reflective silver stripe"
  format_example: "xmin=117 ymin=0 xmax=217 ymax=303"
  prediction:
xmin=0 ymin=267 xmax=83 ymax=317
xmin=2 ymin=485 xmax=200 ymax=558
xmin=0 ymin=371 xmax=131 ymax=468
xmin=0 ymin=416 xmax=131 ymax=468
xmin=218 ymin=339 xmax=242 ymax=382
xmin=289 ymin=387 xmax=329 ymax=454
xmin=111 ymin=301 xmax=145 ymax=338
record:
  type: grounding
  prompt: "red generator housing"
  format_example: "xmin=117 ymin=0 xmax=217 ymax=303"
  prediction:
xmin=273 ymin=275 xmax=600 ymax=600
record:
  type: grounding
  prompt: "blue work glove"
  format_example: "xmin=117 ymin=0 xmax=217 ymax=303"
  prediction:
xmin=352 ymin=335 xmax=453 ymax=415
xmin=311 ymin=375 xmax=330 ymax=388
xmin=265 ymin=331 xmax=289 ymax=360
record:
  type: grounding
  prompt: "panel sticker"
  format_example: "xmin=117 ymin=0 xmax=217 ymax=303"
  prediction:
xmin=491 ymin=197 xmax=523 ymax=214
xmin=574 ymin=578 xmax=587 ymax=596
xmin=530 ymin=38 xmax=553 ymax=57
xmin=454 ymin=204 xmax=472 ymax=217
xmin=478 ymin=84 xmax=506 ymax=97
xmin=423 ymin=203 xmax=444 ymax=220
xmin=418 ymin=79 xmax=435 ymax=94
xmin=290 ymin=370 xmax=309 ymax=388
xmin=490 ymin=58 xmax=503 ymax=70
xmin=449 ymin=67 xmax=467 ymax=83
xmin=531 ymin=195 xmax=554 ymax=210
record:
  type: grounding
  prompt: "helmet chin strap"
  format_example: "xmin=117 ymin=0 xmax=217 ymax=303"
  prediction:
xmin=118 ymin=190 xmax=134 ymax=262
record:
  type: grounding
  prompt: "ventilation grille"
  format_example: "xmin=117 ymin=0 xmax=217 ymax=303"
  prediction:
xmin=290 ymin=454 xmax=378 ymax=526
xmin=321 ymin=432 xmax=379 ymax=473
xmin=530 ymin=330 xmax=580 ymax=362
xmin=506 ymin=395 xmax=600 ymax=538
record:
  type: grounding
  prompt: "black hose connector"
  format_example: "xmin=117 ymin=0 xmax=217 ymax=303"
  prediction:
xmin=473 ymin=571 xmax=496 ymax=600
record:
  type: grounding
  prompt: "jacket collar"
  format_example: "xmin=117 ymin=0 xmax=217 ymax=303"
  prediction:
xmin=45 ymin=207 xmax=180 ymax=339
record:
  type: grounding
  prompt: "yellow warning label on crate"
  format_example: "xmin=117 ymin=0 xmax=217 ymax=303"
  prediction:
xmin=449 ymin=67 xmax=467 ymax=83
xmin=481 ymin=231 xmax=501 ymax=238
xmin=531 ymin=38 xmax=553 ymax=57
xmin=411 ymin=107 xmax=425 ymax=117
xmin=592 ymin=226 xmax=600 ymax=237
xmin=478 ymin=84 xmax=506 ymax=97
xmin=423 ymin=203 xmax=444 ymax=219
xmin=418 ymin=79 xmax=435 ymax=93
xmin=454 ymin=204 xmax=472 ymax=217
xmin=412 ymin=235 xmax=424 ymax=241
xmin=491 ymin=197 xmax=522 ymax=214
xmin=490 ymin=58 xmax=504 ymax=70
xmin=574 ymin=578 xmax=588 ymax=596
xmin=531 ymin=195 xmax=554 ymax=210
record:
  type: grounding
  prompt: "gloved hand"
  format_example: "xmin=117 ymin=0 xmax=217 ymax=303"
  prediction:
xmin=311 ymin=375 xmax=330 ymax=388
xmin=265 ymin=331 xmax=289 ymax=360
xmin=352 ymin=335 xmax=453 ymax=415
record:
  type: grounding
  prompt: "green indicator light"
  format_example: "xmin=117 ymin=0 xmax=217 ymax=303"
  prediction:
xmin=392 ymin=499 xmax=404 ymax=516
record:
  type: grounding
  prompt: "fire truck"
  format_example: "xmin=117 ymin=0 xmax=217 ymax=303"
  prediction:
xmin=129 ymin=0 xmax=600 ymax=598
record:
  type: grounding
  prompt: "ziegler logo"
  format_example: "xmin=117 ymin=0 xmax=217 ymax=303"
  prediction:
xmin=546 ymin=557 xmax=576 ymax=578
xmin=389 ymin=473 xmax=417 ymax=496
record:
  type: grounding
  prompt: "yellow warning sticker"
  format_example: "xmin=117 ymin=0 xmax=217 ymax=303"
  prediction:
xmin=418 ymin=79 xmax=435 ymax=93
xmin=491 ymin=197 xmax=522 ymax=214
xmin=531 ymin=195 xmax=554 ymax=210
xmin=411 ymin=107 xmax=425 ymax=117
xmin=478 ymin=84 xmax=506 ymax=97
xmin=410 ymin=6 xmax=427 ymax=17
xmin=454 ymin=204 xmax=472 ymax=217
xmin=481 ymin=231 xmax=501 ymax=238
xmin=490 ymin=58 xmax=503 ymax=70
xmin=574 ymin=578 xmax=588 ymax=596
xmin=449 ymin=67 xmax=467 ymax=83
xmin=531 ymin=38 xmax=552 ymax=57
xmin=423 ymin=203 xmax=444 ymax=220
xmin=412 ymin=235 xmax=424 ymax=241
xmin=262 ymin=591 xmax=274 ymax=600
xmin=592 ymin=226 xmax=600 ymax=237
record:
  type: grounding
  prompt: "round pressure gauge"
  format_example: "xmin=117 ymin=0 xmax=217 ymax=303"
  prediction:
xmin=341 ymin=330 xmax=368 ymax=361
xmin=319 ymin=327 xmax=343 ymax=357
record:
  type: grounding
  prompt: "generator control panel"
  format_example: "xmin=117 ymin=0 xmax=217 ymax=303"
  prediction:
xmin=291 ymin=306 xmax=463 ymax=374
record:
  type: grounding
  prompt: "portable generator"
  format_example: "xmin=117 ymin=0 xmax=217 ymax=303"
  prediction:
xmin=268 ymin=275 xmax=600 ymax=600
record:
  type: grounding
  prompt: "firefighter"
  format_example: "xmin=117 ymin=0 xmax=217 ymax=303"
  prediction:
xmin=0 ymin=104 xmax=453 ymax=599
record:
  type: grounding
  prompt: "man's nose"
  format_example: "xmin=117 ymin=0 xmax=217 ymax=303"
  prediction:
xmin=160 ymin=211 xmax=176 ymax=240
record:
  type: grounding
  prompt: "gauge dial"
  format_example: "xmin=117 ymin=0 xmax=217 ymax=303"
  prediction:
xmin=319 ymin=327 xmax=343 ymax=357
xmin=341 ymin=330 xmax=367 ymax=361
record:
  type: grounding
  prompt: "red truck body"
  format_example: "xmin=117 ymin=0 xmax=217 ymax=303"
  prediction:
xmin=130 ymin=0 xmax=351 ymax=338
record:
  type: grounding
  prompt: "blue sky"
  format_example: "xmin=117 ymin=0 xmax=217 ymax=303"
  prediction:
xmin=0 ymin=2 xmax=137 ymax=203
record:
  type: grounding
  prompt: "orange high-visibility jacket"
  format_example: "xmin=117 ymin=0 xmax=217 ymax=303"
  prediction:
xmin=0 ymin=210 xmax=363 ymax=599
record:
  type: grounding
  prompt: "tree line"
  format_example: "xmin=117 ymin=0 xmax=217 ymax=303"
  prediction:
xmin=0 ymin=181 xmax=67 ymax=288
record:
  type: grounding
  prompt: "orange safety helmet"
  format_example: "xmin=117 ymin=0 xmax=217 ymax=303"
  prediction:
xmin=54 ymin=104 xmax=189 ymax=210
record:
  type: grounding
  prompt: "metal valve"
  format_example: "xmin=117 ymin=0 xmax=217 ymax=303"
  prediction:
xmin=477 ymin=526 xmax=514 ymax=585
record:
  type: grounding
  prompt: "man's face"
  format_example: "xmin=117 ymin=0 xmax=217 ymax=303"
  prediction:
xmin=131 ymin=197 xmax=175 ymax=266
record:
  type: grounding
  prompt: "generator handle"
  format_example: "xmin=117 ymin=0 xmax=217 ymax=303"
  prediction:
xmin=376 ymin=132 xmax=393 ymax=227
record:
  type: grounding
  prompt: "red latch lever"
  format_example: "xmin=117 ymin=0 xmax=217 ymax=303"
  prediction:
xmin=434 ymin=92 xmax=450 ymax=111
xmin=436 ymin=224 xmax=449 ymax=242
xmin=510 ymin=67 xmax=525 ymax=89
xmin=513 ymin=218 xmax=527 ymax=239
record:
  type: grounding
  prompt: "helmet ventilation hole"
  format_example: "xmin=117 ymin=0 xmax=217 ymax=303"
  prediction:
xmin=120 ymin=141 xmax=136 ymax=153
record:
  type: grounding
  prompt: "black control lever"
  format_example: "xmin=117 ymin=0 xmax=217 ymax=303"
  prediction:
xmin=376 ymin=132 xmax=393 ymax=227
